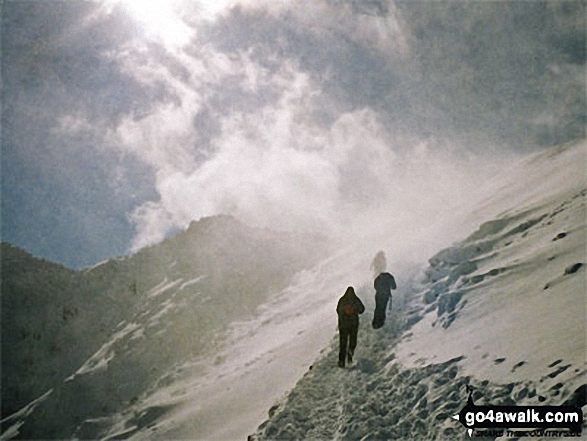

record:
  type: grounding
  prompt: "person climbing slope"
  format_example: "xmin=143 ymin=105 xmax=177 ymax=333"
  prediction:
xmin=336 ymin=286 xmax=365 ymax=368
xmin=372 ymin=271 xmax=396 ymax=329
xmin=370 ymin=250 xmax=397 ymax=329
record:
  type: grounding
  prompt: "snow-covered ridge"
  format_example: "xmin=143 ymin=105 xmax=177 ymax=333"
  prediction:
xmin=397 ymin=186 xmax=586 ymax=382
xmin=250 ymin=141 xmax=586 ymax=440
xmin=1 ymin=215 xmax=326 ymax=440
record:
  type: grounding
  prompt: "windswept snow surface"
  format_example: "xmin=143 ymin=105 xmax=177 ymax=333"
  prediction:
xmin=101 ymin=249 xmax=373 ymax=440
xmin=251 ymin=141 xmax=586 ymax=440
xmin=103 ymin=196 xmax=489 ymax=439
xmin=2 ymin=144 xmax=584 ymax=440
xmin=66 ymin=323 xmax=142 ymax=380
xmin=396 ymin=141 xmax=586 ymax=381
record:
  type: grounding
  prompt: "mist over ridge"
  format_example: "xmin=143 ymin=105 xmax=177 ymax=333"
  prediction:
xmin=2 ymin=0 xmax=585 ymax=268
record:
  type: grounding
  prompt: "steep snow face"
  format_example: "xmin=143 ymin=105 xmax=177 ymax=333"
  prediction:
xmin=250 ymin=141 xmax=586 ymax=440
xmin=396 ymin=141 xmax=586 ymax=384
xmin=468 ymin=140 xmax=587 ymax=230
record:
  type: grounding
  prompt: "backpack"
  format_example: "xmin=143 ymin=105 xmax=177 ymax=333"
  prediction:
xmin=342 ymin=305 xmax=356 ymax=315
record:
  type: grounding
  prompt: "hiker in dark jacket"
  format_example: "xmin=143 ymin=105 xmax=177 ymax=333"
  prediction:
xmin=336 ymin=286 xmax=365 ymax=368
xmin=372 ymin=272 xmax=396 ymax=329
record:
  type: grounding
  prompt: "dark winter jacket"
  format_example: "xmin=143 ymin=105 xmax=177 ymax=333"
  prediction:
xmin=374 ymin=272 xmax=396 ymax=297
xmin=337 ymin=289 xmax=365 ymax=330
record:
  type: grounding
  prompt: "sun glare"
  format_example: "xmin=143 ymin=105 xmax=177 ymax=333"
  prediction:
xmin=108 ymin=0 xmax=195 ymax=48
xmin=104 ymin=0 xmax=241 ymax=48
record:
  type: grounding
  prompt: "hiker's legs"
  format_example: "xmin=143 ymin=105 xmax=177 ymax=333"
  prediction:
xmin=373 ymin=291 xmax=390 ymax=328
xmin=376 ymin=291 xmax=390 ymax=311
xmin=348 ymin=326 xmax=358 ymax=363
xmin=339 ymin=328 xmax=349 ymax=366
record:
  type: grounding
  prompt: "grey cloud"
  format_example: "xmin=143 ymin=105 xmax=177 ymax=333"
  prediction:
xmin=2 ymin=1 xmax=163 ymax=267
xmin=202 ymin=0 xmax=585 ymax=151
xmin=396 ymin=1 xmax=586 ymax=148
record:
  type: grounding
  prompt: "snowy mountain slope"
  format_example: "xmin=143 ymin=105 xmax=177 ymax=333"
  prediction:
xmin=2 ymin=142 xmax=584 ymax=441
xmin=1 ymin=216 xmax=326 ymax=440
xmin=1 ymin=245 xmax=110 ymax=417
xmin=251 ymin=140 xmax=586 ymax=440
xmin=107 ymin=248 xmax=376 ymax=440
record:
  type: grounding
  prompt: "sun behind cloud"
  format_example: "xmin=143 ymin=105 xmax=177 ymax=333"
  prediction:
xmin=103 ymin=0 xmax=200 ymax=48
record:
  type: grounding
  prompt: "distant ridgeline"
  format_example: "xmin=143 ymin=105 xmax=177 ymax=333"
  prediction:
xmin=1 ymin=215 xmax=328 ymax=439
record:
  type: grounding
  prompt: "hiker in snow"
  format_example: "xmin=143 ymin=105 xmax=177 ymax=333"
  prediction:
xmin=369 ymin=251 xmax=397 ymax=329
xmin=372 ymin=271 xmax=396 ymax=329
xmin=336 ymin=286 xmax=365 ymax=368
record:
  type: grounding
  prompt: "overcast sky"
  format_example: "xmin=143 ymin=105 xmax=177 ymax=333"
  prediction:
xmin=2 ymin=0 xmax=585 ymax=268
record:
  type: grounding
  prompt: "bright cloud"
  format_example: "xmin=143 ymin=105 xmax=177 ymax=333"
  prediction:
xmin=73 ymin=1 xmax=521 ymax=259
xmin=116 ymin=52 xmax=505 ymax=254
xmin=101 ymin=0 xmax=194 ymax=48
